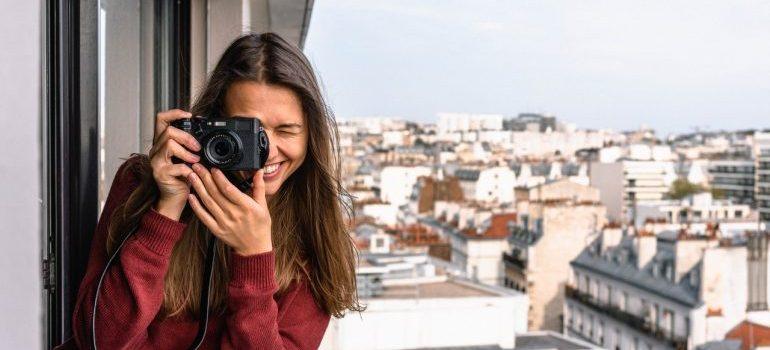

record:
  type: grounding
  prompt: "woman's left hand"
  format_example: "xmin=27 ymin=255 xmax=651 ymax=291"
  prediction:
xmin=187 ymin=163 xmax=272 ymax=256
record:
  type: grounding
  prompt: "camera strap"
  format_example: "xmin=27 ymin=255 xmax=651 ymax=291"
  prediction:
xmin=92 ymin=227 xmax=217 ymax=350
xmin=92 ymin=171 xmax=252 ymax=350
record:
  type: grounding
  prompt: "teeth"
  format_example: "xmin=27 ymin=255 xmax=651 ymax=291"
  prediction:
xmin=264 ymin=162 xmax=281 ymax=174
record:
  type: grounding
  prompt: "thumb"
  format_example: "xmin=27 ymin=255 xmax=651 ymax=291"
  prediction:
xmin=252 ymin=169 xmax=267 ymax=206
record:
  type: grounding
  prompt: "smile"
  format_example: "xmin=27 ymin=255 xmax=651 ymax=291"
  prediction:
xmin=263 ymin=161 xmax=286 ymax=180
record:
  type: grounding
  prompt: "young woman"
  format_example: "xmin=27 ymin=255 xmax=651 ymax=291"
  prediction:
xmin=70 ymin=32 xmax=362 ymax=349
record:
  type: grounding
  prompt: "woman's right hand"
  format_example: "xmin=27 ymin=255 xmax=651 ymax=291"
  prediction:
xmin=148 ymin=109 xmax=202 ymax=220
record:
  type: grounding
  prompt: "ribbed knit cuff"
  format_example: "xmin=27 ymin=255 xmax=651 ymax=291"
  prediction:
xmin=133 ymin=208 xmax=187 ymax=256
xmin=230 ymin=250 xmax=277 ymax=290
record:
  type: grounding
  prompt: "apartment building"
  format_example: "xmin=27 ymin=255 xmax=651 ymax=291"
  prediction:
xmin=756 ymin=132 xmax=770 ymax=229
xmin=709 ymin=159 xmax=756 ymax=207
xmin=590 ymin=158 xmax=677 ymax=223
xmin=565 ymin=228 xmax=770 ymax=349
xmin=505 ymin=179 xmax=607 ymax=331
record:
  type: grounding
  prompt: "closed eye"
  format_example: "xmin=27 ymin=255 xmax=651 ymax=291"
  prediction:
xmin=276 ymin=123 xmax=303 ymax=134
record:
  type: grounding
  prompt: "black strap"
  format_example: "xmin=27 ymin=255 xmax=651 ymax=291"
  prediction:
xmin=92 ymin=227 xmax=217 ymax=350
xmin=188 ymin=234 xmax=217 ymax=350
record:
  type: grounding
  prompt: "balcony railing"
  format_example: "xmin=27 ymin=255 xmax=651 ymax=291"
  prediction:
xmin=503 ymin=252 xmax=526 ymax=270
xmin=565 ymin=285 xmax=688 ymax=350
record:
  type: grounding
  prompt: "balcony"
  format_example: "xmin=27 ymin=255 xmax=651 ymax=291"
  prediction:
xmin=565 ymin=285 xmax=688 ymax=349
xmin=503 ymin=252 xmax=527 ymax=271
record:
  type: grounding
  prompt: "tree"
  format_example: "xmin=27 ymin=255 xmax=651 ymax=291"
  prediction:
xmin=668 ymin=179 xmax=706 ymax=200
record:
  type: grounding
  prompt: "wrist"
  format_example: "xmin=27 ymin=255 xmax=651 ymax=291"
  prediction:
xmin=234 ymin=241 xmax=273 ymax=257
xmin=154 ymin=197 xmax=186 ymax=221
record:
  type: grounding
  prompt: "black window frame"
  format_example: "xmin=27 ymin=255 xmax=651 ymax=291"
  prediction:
xmin=44 ymin=1 xmax=190 ymax=347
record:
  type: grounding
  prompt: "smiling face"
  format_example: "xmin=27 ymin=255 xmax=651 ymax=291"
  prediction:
xmin=223 ymin=81 xmax=308 ymax=200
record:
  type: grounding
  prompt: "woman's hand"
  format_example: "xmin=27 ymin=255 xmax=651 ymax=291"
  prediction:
xmin=186 ymin=163 xmax=273 ymax=256
xmin=148 ymin=109 xmax=201 ymax=220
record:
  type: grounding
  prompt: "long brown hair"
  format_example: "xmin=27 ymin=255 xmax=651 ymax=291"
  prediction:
xmin=106 ymin=32 xmax=363 ymax=318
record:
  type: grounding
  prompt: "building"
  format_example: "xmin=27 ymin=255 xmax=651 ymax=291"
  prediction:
xmin=634 ymin=192 xmax=751 ymax=227
xmin=505 ymin=179 xmax=607 ymax=331
xmin=320 ymin=248 xmax=528 ymax=350
xmin=420 ymin=205 xmax=513 ymax=286
xmin=379 ymin=166 xmax=432 ymax=207
xmin=437 ymin=112 xmax=504 ymax=135
xmin=321 ymin=248 xmax=597 ymax=350
xmin=756 ymin=132 xmax=770 ymax=229
xmin=504 ymin=113 xmax=557 ymax=133
xmin=590 ymin=159 xmax=677 ymax=223
xmin=565 ymin=228 xmax=770 ymax=349
xmin=709 ymin=159 xmax=756 ymax=207
xmin=455 ymin=167 xmax=517 ymax=204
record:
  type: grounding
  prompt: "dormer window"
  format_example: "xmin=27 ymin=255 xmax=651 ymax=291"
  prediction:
xmin=690 ymin=269 xmax=699 ymax=287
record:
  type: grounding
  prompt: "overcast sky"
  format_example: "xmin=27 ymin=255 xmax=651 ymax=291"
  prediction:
xmin=303 ymin=0 xmax=770 ymax=135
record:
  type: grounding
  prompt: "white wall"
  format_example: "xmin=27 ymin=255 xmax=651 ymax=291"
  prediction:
xmin=0 ymin=0 xmax=41 ymax=348
xmin=379 ymin=166 xmax=431 ymax=207
xmin=319 ymin=287 xmax=528 ymax=350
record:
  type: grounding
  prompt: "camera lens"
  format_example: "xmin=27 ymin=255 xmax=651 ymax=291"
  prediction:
xmin=214 ymin=140 xmax=231 ymax=157
xmin=204 ymin=132 xmax=241 ymax=167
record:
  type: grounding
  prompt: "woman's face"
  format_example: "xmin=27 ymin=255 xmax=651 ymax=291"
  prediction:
xmin=223 ymin=81 xmax=308 ymax=200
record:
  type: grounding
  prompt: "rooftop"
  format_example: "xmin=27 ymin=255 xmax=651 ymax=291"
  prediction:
xmin=370 ymin=280 xmax=498 ymax=299
xmin=571 ymin=235 xmax=702 ymax=307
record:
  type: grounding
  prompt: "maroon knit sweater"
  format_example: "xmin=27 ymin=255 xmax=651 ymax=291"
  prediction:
xmin=66 ymin=158 xmax=330 ymax=349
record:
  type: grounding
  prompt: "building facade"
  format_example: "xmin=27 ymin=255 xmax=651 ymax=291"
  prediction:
xmin=756 ymin=132 xmax=770 ymax=229
xmin=709 ymin=159 xmax=756 ymax=207
xmin=565 ymin=228 xmax=770 ymax=350
xmin=505 ymin=179 xmax=607 ymax=331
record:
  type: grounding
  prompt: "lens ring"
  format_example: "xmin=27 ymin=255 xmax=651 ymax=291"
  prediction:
xmin=204 ymin=132 xmax=241 ymax=167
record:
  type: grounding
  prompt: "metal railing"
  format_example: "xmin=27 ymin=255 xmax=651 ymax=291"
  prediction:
xmin=565 ymin=285 xmax=688 ymax=349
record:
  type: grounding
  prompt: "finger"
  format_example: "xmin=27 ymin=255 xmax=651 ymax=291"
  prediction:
xmin=188 ymin=194 xmax=221 ymax=235
xmin=188 ymin=170 xmax=226 ymax=221
xmin=252 ymin=169 xmax=267 ymax=206
xmin=154 ymin=109 xmax=192 ymax=142
xmin=164 ymin=163 xmax=194 ymax=178
xmin=193 ymin=164 xmax=235 ymax=207
xmin=166 ymin=140 xmax=200 ymax=164
xmin=211 ymin=168 xmax=252 ymax=207
xmin=165 ymin=126 xmax=201 ymax=152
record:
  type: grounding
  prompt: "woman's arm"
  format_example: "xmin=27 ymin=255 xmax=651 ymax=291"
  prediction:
xmin=220 ymin=251 xmax=330 ymax=350
xmin=71 ymin=158 xmax=188 ymax=349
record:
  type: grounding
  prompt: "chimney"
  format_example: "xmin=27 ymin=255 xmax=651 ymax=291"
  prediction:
xmin=635 ymin=231 xmax=657 ymax=270
xmin=601 ymin=227 xmax=623 ymax=254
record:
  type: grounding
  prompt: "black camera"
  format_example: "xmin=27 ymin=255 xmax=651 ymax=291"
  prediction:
xmin=171 ymin=116 xmax=269 ymax=171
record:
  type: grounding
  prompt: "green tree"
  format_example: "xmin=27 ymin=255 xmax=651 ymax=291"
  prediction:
xmin=668 ymin=179 xmax=706 ymax=200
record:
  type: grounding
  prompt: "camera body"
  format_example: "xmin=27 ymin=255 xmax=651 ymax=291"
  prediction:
xmin=171 ymin=116 xmax=269 ymax=171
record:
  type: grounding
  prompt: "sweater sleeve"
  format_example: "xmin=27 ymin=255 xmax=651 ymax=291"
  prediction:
xmin=71 ymin=157 xmax=188 ymax=349
xmin=220 ymin=251 xmax=331 ymax=350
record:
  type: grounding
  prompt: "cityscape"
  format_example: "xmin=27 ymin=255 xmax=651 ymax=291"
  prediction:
xmin=318 ymin=112 xmax=770 ymax=350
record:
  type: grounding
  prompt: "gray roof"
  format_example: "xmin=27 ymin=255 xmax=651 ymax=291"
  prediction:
xmin=515 ymin=331 xmax=596 ymax=349
xmin=561 ymin=163 xmax=581 ymax=176
xmin=530 ymin=164 xmax=551 ymax=176
xmin=455 ymin=169 xmax=481 ymax=181
xmin=571 ymin=237 xmax=702 ymax=307
xmin=696 ymin=340 xmax=742 ymax=350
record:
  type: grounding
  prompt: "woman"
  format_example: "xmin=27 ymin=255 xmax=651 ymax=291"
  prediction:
xmin=70 ymin=32 xmax=362 ymax=349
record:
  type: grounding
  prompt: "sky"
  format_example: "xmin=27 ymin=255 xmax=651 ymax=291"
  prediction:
xmin=303 ymin=0 xmax=770 ymax=136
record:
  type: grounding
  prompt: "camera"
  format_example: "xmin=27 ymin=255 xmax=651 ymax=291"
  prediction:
xmin=171 ymin=116 xmax=269 ymax=171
